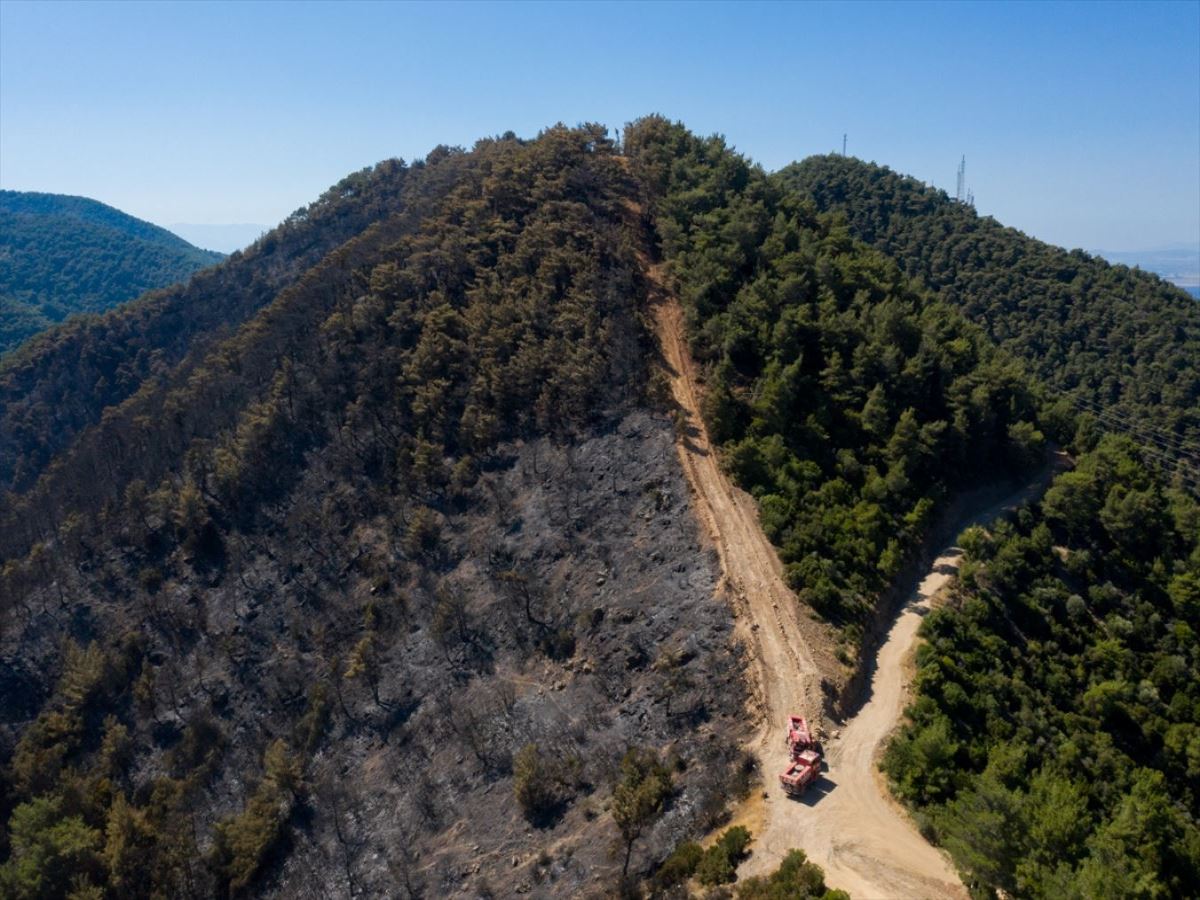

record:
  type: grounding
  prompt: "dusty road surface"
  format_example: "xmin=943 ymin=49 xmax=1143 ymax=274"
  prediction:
xmin=774 ymin=471 xmax=1061 ymax=899
xmin=648 ymin=265 xmax=840 ymax=733
xmin=648 ymin=264 xmax=1062 ymax=898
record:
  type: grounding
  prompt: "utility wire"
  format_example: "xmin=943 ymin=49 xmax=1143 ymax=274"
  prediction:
xmin=1063 ymin=396 xmax=1200 ymax=465
xmin=1066 ymin=394 xmax=1200 ymax=456
xmin=1053 ymin=391 xmax=1200 ymax=496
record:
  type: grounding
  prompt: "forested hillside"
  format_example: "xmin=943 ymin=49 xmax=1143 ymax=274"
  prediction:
xmin=0 ymin=191 xmax=224 ymax=354
xmin=626 ymin=118 xmax=1044 ymax=643
xmin=0 ymin=162 xmax=420 ymax=498
xmin=884 ymin=436 xmax=1200 ymax=897
xmin=2 ymin=117 xmax=1197 ymax=898
xmin=0 ymin=126 xmax=758 ymax=899
xmin=782 ymin=157 xmax=1200 ymax=482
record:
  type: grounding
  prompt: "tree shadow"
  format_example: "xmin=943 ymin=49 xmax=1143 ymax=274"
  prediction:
xmin=377 ymin=696 xmax=421 ymax=740
xmin=527 ymin=797 xmax=572 ymax=830
xmin=681 ymin=431 xmax=710 ymax=457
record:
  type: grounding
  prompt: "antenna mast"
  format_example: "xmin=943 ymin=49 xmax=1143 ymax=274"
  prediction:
xmin=954 ymin=156 xmax=975 ymax=207
xmin=842 ymin=133 xmax=847 ymax=156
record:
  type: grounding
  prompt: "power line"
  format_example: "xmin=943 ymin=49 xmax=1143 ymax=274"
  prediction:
xmin=1063 ymin=391 xmax=1199 ymax=451
xmin=1067 ymin=395 xmax=1200 ymax=460
xmin=1052 ymin=391 xmax=1200 ymax=495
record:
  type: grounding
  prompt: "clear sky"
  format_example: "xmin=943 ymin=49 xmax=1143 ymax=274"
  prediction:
xmin=2 ymin=0 xmax=1197 ymax=253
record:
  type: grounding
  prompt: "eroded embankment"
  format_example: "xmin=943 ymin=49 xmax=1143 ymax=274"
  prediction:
xmin=647 ymin=257 xmax=1064 ymax=898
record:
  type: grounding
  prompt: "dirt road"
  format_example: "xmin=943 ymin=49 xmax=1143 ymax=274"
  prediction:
xmin=649 ymin=268 xmax=840 ymax=732
xmin=650 ymin=265 xmax=1054 ymax=898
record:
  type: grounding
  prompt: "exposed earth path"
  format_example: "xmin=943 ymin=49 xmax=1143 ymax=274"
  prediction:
xmin=649 ymin=266 xmax=838 ymax=734
xmin=649 ymin=261 xmax=1055 ymax=898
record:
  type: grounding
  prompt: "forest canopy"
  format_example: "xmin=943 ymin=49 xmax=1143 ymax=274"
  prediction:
xmin=782 ymin=155 xmax=1200 ymax=481
xmin=626 ymin=116 xmax=1045 ymax=640
xmin=884 ymin=436 xmax=1200 ymax=897
xmin=0 ymin=191 xmax=223 ymax=355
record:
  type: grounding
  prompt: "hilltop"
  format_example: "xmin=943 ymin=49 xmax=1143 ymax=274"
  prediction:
xmin=782 ymin=156 xmax=1200 ymax=466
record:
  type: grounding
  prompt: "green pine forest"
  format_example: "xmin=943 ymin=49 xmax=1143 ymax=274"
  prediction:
xmin=0 ymin=118 xmax=1197 ymax=898
xmin=626 ymin=121 xmax=1199 ymax=897
xmin=883 ymin=437 xmax=1200 ymax=897
xmin=783 ymin=156 xmax=1200 ymax=469
xmin=0 ymin=191 xmax=224 ymax=356
xmin=626 ymin=118 xmax=1046 ymax=642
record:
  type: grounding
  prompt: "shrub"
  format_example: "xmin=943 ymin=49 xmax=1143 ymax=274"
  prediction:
xmin=655 ymin=840 xmax=703 ymax=888
xmin=695 ymin=825 xmax=752 ymax=886
xmin=513 ymin=743 xmax=560 ymax=825
xmin=735 ymin=848 xmax=847 ymax=899
xmin=211 ymin=740 xmax=301 ymax=892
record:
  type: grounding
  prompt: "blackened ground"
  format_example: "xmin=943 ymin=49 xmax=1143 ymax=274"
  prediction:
xmin=264 ymin=410 xmax=750 ymax=898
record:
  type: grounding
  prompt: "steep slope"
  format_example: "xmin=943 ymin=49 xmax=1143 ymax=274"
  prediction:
xmin=782 ymin=156 xmax=1200 ymax=467
xmin=625 ymin=117 xmax=1046 ymax=646
xmin=0 ymin=127 xmax=752 ymax=899
xmin=0 ymin=191 xmax=224 ymax=354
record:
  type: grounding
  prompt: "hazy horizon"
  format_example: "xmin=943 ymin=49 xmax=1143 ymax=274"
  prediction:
xmin=1 ymin=0 xmax=1197 ymax=255
xmin=166 ymin=222 xmax=268 ymax=254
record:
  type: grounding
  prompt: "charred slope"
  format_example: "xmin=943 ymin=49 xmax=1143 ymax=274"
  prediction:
xmin=0 ymin=126 xmax=750 ymax=899
xmin=0 ymin=191 xmax=224 ymax=355
xmin=782 ymin=156 xmax=1200 ymax=457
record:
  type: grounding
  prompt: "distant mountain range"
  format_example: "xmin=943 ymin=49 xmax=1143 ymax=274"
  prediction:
xmin=0 ymin=191 xmax=223 ymax=355
xmin=1093 ymin=244 xmax=1200 ymax=296
xmin=167 ymin=222 xmax=269 ymax=254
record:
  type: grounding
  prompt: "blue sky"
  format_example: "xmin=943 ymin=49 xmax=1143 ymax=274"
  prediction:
xmin=1 ymin=0 xmax=1197 ymax=253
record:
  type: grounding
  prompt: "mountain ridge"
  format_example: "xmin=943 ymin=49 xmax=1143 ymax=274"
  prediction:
xmin=781 ymin=155 xmax=1200 ymax=460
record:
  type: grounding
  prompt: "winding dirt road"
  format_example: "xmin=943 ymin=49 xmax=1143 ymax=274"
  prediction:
xmin=650 ymin=264 xmax=1056 ymax=898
